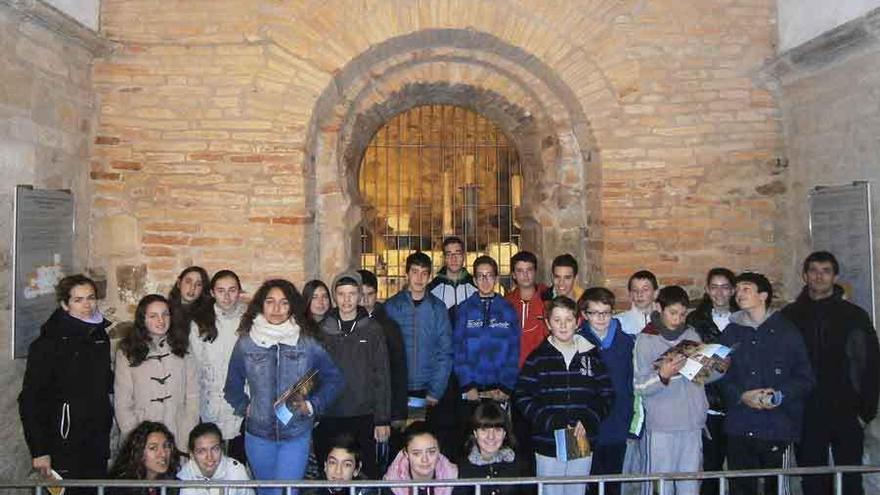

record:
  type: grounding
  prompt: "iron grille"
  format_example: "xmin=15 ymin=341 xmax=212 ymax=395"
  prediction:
xmin=358 ymin=105 xmax=523 ymax=300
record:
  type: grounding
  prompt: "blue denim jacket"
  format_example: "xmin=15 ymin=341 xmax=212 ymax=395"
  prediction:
xmin=224 ymin=333 xmax=343 ymax=441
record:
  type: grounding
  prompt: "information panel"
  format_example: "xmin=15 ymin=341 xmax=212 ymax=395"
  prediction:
xmin=12 ymin=186 xmax=75 ymax=358
xmin=809 ymin=181 xmax=875 ymax=321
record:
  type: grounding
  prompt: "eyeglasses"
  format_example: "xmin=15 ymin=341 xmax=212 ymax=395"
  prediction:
xmin=585 ymin=311 xmax=612 ymax=318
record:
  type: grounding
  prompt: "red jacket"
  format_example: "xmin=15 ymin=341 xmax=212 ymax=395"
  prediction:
xmin=506 ymin=284 xmax=549 ymax=368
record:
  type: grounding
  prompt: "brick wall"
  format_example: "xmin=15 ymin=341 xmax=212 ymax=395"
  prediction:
xmin=92 ymin=0 xmax=786 ymax=311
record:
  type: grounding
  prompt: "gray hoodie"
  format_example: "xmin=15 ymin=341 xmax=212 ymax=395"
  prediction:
xmin=633 ymin=315 xmax=711 ymax=432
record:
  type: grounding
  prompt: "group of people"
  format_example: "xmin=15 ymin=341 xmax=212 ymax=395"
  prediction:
xmin=16 ymin=235 xmax=880 ymax=495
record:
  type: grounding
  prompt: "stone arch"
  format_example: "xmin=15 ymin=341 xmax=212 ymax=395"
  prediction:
xmin=304 ymin=28 xmax=604 ymax=284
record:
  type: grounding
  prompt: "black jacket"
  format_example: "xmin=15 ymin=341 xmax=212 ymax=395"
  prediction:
xmin=18 ymin=308 xmax=113 ymax=459
xmin=782 ymin=285 xmax=880 ymax=423
xmin=371 ymin=302 xmax=409 ymax=422
xmin=686 ymin=297 xmax=735 ymax=413
xmin=454 ymin=448 xmax=526 ymax=495
xmin=320 ymin=307 xmax=392 ymax=424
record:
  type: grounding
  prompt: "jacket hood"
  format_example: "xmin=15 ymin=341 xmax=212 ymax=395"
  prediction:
xmin=729 ymin=308 xmax=776 ymax=328
xmin=549 ymin=333 xmax=596 ymax=355
xmin=434 ymin=267 xmax=474 ymax=286
xmin=322 ymin=306 xmax=371 ymax=333
xmin=40 ymin=307 xmax=110 ymax=338
xmin=178 ymin=455 xmax=234 ymax=480
xmin=384 ymin=449 xmax=458 ymax=495
xmin=795 ymin=284 xmax=846 ymax=304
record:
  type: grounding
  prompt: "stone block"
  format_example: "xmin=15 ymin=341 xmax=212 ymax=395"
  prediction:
xmin=93 ymin=215 xmax=139 ymax=257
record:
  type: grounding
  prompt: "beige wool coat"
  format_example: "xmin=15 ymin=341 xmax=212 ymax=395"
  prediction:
xmin=114 ymin=338 xmax=199 ymax=451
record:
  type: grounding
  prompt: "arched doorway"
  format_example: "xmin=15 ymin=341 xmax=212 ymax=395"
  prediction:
xmin=358 ymin=105 xmax=523 ymax=299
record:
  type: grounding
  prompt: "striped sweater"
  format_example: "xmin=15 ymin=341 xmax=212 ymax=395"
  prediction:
xmin=514 ymin=335 xmax=615 ymax=457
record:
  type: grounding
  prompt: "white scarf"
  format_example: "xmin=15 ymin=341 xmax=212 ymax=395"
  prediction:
xmin=250 ymin=314 xmax=300 ymax=348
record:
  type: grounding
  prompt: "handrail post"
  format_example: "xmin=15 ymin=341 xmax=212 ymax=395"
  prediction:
xmin=658 ymin=478 xmax=665 ymax=495
xmin=161 ymin=486 xmax=167 ymax=495
xmin=834 ymin=471 xmax=843 ymax=495
xmin=719 ymin=476 xmax=726 ymax=495
xmin=598 ymin=480 xmax=604 ymax=495
xmin=286 ymin=485 xmax=293 ymax=495
xmin=35 ymin=485 xmax=42 ymax=495
xmin=98 ymin=485 xmax=105 ymax=495
xmin=475 ymin=480 xmax=482 ymax=495
xmin=350 ymin=485 xmax=356 ymax=495
xmin=537 ymin=481 xmax=543 ymax=495
xmin=777 ymin=474 xmax=784 ymax=495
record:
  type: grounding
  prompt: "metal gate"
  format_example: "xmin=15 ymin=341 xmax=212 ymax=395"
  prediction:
xmin=358 ymin=105 xmax=523 ymax=299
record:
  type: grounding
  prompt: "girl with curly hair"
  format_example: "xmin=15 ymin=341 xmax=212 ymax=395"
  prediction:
xmin=109 ymin=421 xmax=181 ymax=495
xmin=115 ymin=294 xmax=199 ymax=452
xmin=224 ymin=279 xmax=344 ymax=495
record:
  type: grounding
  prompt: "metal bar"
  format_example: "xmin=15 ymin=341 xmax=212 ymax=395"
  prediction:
xmin=719 ymin=476 xmax=726 ymax=495
xmin=286 ymin=486 xmax=292 ymax=495
xmin=161 ymin=486 xmax=167 ymax=495
xmin=658 ymin=478 xmax=665 ymax=495
xmin=598 ymin=480 xmax=605 ymax=495
xmin=778 ymin=473 xmax=785 ymax=495
xmin=537 ymin=481 xmax=543 ymax=495
xmin=834 ymin=471 xmax=843 ymax=495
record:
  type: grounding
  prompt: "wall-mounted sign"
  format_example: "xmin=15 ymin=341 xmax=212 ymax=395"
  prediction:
xmin=12 ymin=186 xmax=75 ymax=359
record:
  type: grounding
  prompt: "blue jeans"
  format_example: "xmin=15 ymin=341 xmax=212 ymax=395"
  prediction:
xmin=536 ymin=453 xmax=591 ymax=495
xmin=246 ymin=431 xmax=312 ymax=495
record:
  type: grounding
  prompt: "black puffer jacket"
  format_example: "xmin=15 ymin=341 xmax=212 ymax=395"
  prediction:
xmin=782 ymin=285 xmax=880 ymax=423
xmin=370 ymin=302 xmax=409 ymax=422
xmin=18 ymin=308 xmax=113 ymax=459
xmin=686 ymin=297 xmax=735 ymax=413
xmin=454 ymin=447 xmax=526 ymax=495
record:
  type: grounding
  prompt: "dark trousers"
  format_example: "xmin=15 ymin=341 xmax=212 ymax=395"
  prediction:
xmin=701 ymin=415 xmax=727 ymax=495
xmin=226 ymin=420 xmax=248 ymax=465
xmin=590 ymin=442 xmax=627 ymax=495
xmin=427 ymin=376 xmax=464 ymax=461
xmin=53 ymin=449 xmax=108 ymax=495
xmin=727 ymin=436 xmax=788 ymax=495
xmin=797 ymin=415 xmax=864 ymax=495
xmin=313 ymin=415 xmax=377 ymax=479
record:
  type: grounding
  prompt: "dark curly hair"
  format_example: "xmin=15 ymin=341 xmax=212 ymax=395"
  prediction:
xmin=238 ymin=279 xmax=318 ymax=339
xmin=193 ymin=269 xmax=243 ymax=343
xmin=167 ymin=266 xmax=211 ymax=351
xmin=109 ymin=421 xmax=180 ymax=480
xmin=120 ymin=294 xmax=188 ymax=367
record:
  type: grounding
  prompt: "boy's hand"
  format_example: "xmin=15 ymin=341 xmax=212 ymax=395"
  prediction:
xmin=491 ymin=389 xmax=509 ymax=402
xmin=465 ymin=388 xmax=480 ymax=402
xmin=573 ymin=421 xmax=587 ymax=440
xmin=741 ymin=388 xmax=773 ymax=410
xmin=658 ymin=354 xmax=687 ymax=380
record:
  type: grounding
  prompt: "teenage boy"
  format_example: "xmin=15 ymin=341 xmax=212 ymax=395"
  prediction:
xmin=720 ymin=272 xmax=814 ymax=495
xmin=178 ymin=422 xmax=253 ymax=495
xmin=634 ymin=286 xmax=718 ymax=495
xmin=506 ymin=251 xmax=550 ymax=368
xmin=617 ymin=270 xmax=659 ymax=336
xmin=577 ymin=288 xmax=634 ymax=495
xmin=541 ymin=254 xmax=584 ymax=303
xmin=516 ymin=296 xmax=614 ymax=495
xmin=316 ymin=272 xmax=391 ymax=478
xmin=686 ymin=268 xmax=738 ymax=495
xmin=617 ymin=270 xmax=658 ymax=495
xmin=454 ymin=256 xmax=521 ymax=401
xmin=782 ymin=251 xmax=880 ymax=495
xmin=357 ymin=269 xmax=408 ymax=427
xmin=452 ymin=255 xmax=521 ymax=459
xmin=428 ymin=236 xmax=477 ymax=323
xmin=384 ymin=252 xmax=453 ymax=429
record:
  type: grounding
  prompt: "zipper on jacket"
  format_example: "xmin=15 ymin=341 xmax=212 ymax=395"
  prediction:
xmin=275 ymin=345 xmax=280 ymax=441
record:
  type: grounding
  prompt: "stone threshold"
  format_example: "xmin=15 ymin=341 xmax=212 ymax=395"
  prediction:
xmin=0 ymin=0 xmax=112 ymax=55
xmin=765 ymin=7 xmax=880 ymax=85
